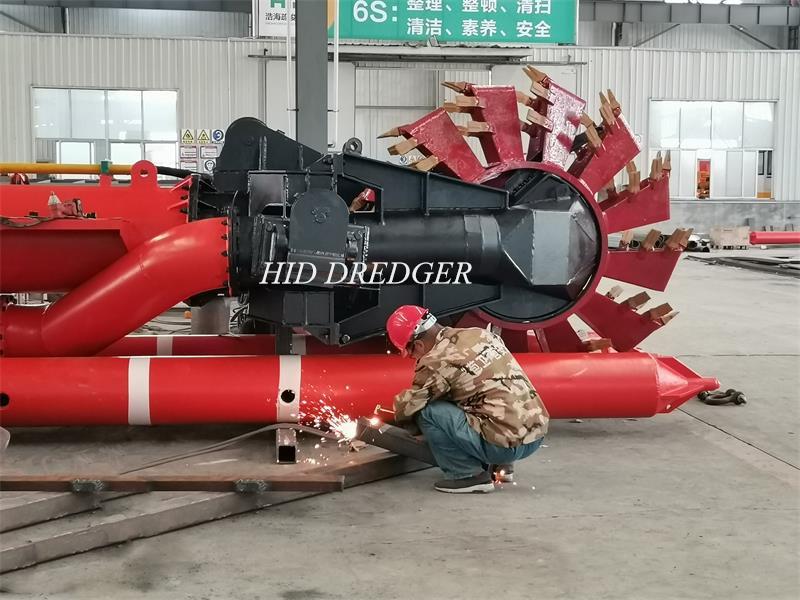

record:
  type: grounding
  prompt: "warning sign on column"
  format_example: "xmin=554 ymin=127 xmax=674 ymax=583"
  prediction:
xmin=181 ymin=129 xmax=195 ymax=144
xmin=197 ymin=129 xmax=211 ymax=144
xmin=203 ymin=159 xmax=216 ymax=173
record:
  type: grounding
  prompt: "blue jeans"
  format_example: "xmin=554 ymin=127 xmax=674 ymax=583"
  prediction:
xmin=416 ymin=401 xmax=543 ymax=480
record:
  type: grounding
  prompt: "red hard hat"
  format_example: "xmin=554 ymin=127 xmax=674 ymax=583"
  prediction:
xmin=386 ymin=305 xmax=432 ymax=357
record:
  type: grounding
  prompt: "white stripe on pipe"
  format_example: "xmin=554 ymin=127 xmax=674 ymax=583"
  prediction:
xmin=291 ymin=334 xmax=307 ymax=355
xmin=128 ymin=357 xmax=151 ymax=425
xmin=277 ymin=355 xmax=301 ymax=422
xmin=156 ymin=336 xmax=173 ymax=356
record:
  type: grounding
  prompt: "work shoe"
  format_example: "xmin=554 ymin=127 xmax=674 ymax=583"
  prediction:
xmin=490 ymin=463 xmax=515 ymax=483
xmin=434 ymin=471 xmax=495 ymax=494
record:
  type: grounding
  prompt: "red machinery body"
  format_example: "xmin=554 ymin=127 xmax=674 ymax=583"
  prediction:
xmin=0 ymin=70 xmax=719 ymax=430
xmin=749 ymin=231 xmax=800 ymax=245
xmin=0 ymin=353 xmax=718 ymax=427
xmin=0 ymin=162 xmax=189 ymax=293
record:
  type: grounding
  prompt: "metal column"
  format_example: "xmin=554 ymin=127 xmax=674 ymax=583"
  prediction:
xmin=295 ymin=0 xmax=328 ymax=153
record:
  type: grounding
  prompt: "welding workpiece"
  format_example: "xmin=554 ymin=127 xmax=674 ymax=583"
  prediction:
xmin=353 ymin=417 xmax=438 ymax=466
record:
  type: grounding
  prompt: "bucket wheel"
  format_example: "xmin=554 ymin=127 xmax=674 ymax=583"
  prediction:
xmin=379 ymin=67 xmax=689 ymax=353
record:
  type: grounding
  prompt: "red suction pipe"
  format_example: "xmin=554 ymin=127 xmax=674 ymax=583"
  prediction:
xmin=749 ymin=231 xmax=800 ymax=245
xmin=0 ymin=218 xmax=229 ymax=357
xmin=98 ymin=334 xmax=392 ymax=356
xmin=0 ymin=353 xmax=719 ymax=427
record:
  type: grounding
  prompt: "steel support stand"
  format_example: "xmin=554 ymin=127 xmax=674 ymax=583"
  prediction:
xmin=190 ymin=297 xmax=231 ymax=334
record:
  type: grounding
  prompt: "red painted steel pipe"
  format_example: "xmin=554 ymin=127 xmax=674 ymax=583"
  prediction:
xmin=0 ymin=353 xmax=719 ymax=427
xmin=97 ymin=334 xmax=392 ymax=356
xmin=749 ymin=231 xmax=800 ymax=245
xmin=0 ymin=220 xmax=132 ymax=293
xmin=0 ymin=218 xmax=229 ymax=357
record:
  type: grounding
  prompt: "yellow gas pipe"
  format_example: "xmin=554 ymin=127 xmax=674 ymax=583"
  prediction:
xmin=0 ymin=163 xmax=133 ymax=176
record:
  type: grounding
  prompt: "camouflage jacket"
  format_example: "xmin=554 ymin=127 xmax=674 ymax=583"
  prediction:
xmin=393 ymin=327 xmax=549 ymax=448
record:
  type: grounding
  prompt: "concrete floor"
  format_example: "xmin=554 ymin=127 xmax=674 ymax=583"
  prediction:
xmin=2 ymin=253 xmax=799 ymax=600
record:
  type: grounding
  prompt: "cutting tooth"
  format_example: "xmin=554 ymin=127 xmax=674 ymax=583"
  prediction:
xmin=626 ymin=161 xmax=641 ymax=193
xmin=523 ymin=65 xmax=548 ymax=84
xmin=377 ymin=127 xmax=401 ymax=139
xmin=641 ymin=229 xmax=662 ymax=251
xmin=454 ymin=94 xmax=481 ymax=108
xmin=605 ymin=285 xmax=624 ymax=300
xmin=665 ymin=227 xmax=693 ymax=250
xmin=585 ymin=124 xmax=602 ymax=149
xmin=388 ymin=137 xmax=419 ymax=155
xmin=519 ymin=120 xmax=539 ymax=139
xmin=580 ymin=112 xmax=595 ymax=128
xmin=529 ymin=80 xmax=550 ymax=100
xmin=657 ymin=311 xmax=679 ymax=326
xmin=458 ymin=121 xmax=492 ymax=136
xmin=623 ymin=291 xmax=650 ymax=309
xmin=523 ymin=66 xmax=550 ymax=99
xmin=644 ymin=303 xmax=673 ymax=322
xmin=618 ymin=230 xmax=634 ymax=249
xmin=650 ymin=151 xmax=663 ymax=181
xmin=663 ymin=150 xmax=672 ymax=172
xmin=442 ymin=81 xmax=469 ymax=94
xmin=526 ymin=109 xmax=552 ymax=130
xmin=443 ymin=102 xmax=468 ymax=113
xmin=607 ymin=90 xmax=621 ymax=114
xmin=604 ymin=180 xmax=618 ymax=200
xmin=444 ymin=95 xmax=482 ymax=112
xmin=583 ymin=338 xmax=612 ymax=352
xmin=410 ymin=155 xmax=439 ymax=172
xmin=599 ymin=92 xmax=617 ymax=127
xmin=516 ymin=90 xmax=535 ymax=107
xmin=663 ymin=228 xmax=683 ymax=250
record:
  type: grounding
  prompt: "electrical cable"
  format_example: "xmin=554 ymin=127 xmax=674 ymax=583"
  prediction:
xmin=118 ymin=423 xmax=340 ymax=475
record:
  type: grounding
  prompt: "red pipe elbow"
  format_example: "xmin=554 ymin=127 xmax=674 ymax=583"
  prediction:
xmin=0 ymin=218 xmax=229 ymax=357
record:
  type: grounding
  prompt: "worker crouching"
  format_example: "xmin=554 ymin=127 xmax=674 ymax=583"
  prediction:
xmin=386 ymin=305 xmax=549 ymax=494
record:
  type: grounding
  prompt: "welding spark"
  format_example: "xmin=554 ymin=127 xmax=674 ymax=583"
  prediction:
xmin=368 ymin=417 xmax=381 ymax=427
xmin=296 ymin=385 xmax=373 ymax=442
xmin=331 ymin=419 xmax=358 ymax=441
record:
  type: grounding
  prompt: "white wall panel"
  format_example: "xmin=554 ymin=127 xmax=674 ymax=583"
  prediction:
xmin=0 ymin=34 xmax=284 ymax=164
xmin=621 ymin=23 xmax=786 ymax=50
xmin=69 ymin=8 xmax=248 ymax=38
xmin=1 ymin=34 xmax=797 ymax=202
xmin=356 ymin=68 xmax=438 ymax=108
xmin=264 ymin=60 xmax=355 ymax=150
xmin=0 ymin=3 xmax=61 ymax=33
xmin=578 ymin=21 xmax=611 ymax=48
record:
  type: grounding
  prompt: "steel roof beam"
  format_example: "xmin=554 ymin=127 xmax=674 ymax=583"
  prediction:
xmin=582 ymin=2 xmax=799 ymax=27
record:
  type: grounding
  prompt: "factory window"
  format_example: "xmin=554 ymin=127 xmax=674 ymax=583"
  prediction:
xmin=649 ymin=100 xmax=774 ymax=200
xmin=32 ymin=87 xmax=178 ymax=175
